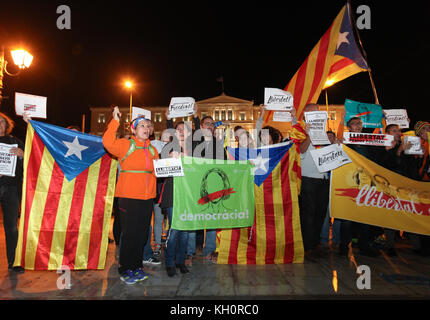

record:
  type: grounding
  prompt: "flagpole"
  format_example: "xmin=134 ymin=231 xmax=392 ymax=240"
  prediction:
xmin=347 ymin=0 xmax=380 ymax=105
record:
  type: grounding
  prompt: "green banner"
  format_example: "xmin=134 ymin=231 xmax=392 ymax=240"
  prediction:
xmin=172 ymin=157 xmax=255 ymax=230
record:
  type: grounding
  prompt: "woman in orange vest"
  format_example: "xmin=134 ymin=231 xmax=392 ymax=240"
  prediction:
xmin=103 ymin=107 xmax=159 ymax=284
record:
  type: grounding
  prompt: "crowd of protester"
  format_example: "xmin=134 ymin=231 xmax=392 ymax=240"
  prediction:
xmin=0 ymin=104 xmax=429 ymax=285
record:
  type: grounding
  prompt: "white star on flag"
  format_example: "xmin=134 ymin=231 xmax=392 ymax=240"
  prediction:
xmin=252 ymin=152 xmax=270 ymax=175
xmin=337 ymin=31 xmax=350 ymax=50
xmin=63 ymin=136 xmax=88 ymax=160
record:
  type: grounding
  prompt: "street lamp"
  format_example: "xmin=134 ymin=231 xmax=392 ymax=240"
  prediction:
xmin=0 ymin=46 xmax=33 ymax=105
xmin=124 ymin=80 xmax=133 ymax=123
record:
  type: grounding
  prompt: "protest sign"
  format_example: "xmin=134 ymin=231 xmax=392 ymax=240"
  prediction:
xmin=404 ymin=136 xmax=424 ymax=155
xmin=331 ymin=145 xmax=430 ymax=236
xmin=272 ymin=111 xmax=292 ymax=122
xmin=310 ymin=143 xmax=351 ymax=173
xmin=132 ymin=106 xmax=151 ymax=120
xmin=0 ymin=143 xmax=18 ymax=177
xmin=304 ymin=111 xmax=330 ymax=145
xmin=15 ymin=92 xmax=47 ymax=119
xmin=383 ymin=109 xmax=409 ymax=128
xmin=172 ymin=157 xmax=254 ymax=231
xmin=344 ymin=99 xmax=383 ymax=128
xmin=153 ymin=157 xmax=184 ymax=177
xmin=168 ymin=97 xmax=195 ymax=118
xmin=343 ymin=132 xmax=394 ymax=147
xmin=264 ymin=88 xmax=293 ymax=111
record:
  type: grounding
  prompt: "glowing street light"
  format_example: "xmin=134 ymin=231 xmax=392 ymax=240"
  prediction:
xmin=124 ymin=80 xmax=133 ymax=123
xmin=0 ymin=46 xmax=33 ymax=105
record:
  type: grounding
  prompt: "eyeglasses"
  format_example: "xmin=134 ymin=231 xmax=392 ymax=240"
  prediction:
xmin=203 ymin=122 xmax=215 ymax=127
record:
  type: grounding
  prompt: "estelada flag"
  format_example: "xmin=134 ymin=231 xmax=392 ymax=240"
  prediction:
xmin=217 ymin=142 xmax=304 ymax=264
xmin=264 ymin=4 xmax=368 ymax=132
xmin=14 ymin=120 xmax=117 ymax=270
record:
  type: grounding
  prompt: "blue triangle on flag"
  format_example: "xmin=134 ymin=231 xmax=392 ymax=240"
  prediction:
xmin=30 ymin=120 xmax=107 ymax=181
xmin=227 ymin=141 xmax=293 ymax=187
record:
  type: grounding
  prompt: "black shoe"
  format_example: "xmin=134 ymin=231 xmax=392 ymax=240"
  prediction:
xmin=176 ymin=264 xmax=190 ymax=274
xmin=108 ymin=238 xmax=114 ymax=244
xmin=338 ymin=245 xmax=348 ymax=257
xmin=385 ymin=248 xmax=397 ymax=257
xmin=359 ymin=247 xmax=381 ymax=257
xmin=166 ymin=266 xmax=176 ymax=277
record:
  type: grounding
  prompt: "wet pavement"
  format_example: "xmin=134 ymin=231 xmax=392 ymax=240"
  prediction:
xmin=1 ymin=218 xmax=430 ymax=301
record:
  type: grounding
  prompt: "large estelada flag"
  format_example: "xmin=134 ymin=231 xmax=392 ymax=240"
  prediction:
xmin=331 ymin=145 xmax=430 ymax=235
xmin=217 ymin=142 xmax=304 ymax=264
xmin=14 ymin=121 xmax=117 ymax=270
xmin=264 ymin=3 xmax=368 ymax=129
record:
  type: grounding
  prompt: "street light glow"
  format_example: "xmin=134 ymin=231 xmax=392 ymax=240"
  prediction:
xmin=11 ymin=49 xmax=33 ymax=69
xmin=124 ymin=81 xmax=133 ymax=89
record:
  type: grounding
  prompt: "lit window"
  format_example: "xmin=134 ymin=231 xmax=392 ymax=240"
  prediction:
xmin=221 ymin=110 xmax=226 ymax=121
xmin=155 ymin=113 xmax=162 ymax=123
xmin=98 ymin=114 xmax=105 ymax=124
xmin=214 ymin=110 xmax=220 ymax=121
xmin=227 ymin=110 xmax=233 ymax=121
xmin=329 ymin=111 xmax=337 ymax=120
xmin=155 ymin=132 xmax=160 ymax=140
xmin=240 ymin=112 xmax=246 ymax=121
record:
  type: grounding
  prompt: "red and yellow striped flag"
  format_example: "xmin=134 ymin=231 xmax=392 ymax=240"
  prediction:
xmin=217 ymin=142 xmax=304 ymax=264
xmin=264 ymin=4 xmax=368 ymax=132
xmin=14 ymin=121 xmax=117 ymax=270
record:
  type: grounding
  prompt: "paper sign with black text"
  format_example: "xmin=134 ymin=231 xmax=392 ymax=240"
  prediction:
xmin=304 ymin=111 xmax=330 ymax=145
xmin=168 ymin=97 xmax=195 ymax=118
xmin=383 ymin=109 xmax=409 ymax=128
xmin=264 ymin=88 xmax=293 ymax=111
xmin=310 ymin=143 xmax=351 ymax=173
xmin=404 ymin=136 xmax=424 ymax=155
xmin=153 ymin=157 xmax=184 ymax=177
xmin=273 ymin=111 xmax=292 ymax=122
xmin=15 ymin=92 xmax=47 ymax=119
xmin=0 ymin=143 xmax=18 ymax=177
xmin=132 ymin=107 xmax=151 ymax=120
xmin=343 ymin=132 xmax=394 ymax=147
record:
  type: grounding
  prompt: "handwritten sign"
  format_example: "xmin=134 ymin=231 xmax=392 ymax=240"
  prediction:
xmin=343 ymin=132 xmax=394 ymax=147
xmin=15 ymin=92 xmax=47 ymax=119
xmin=0 ymin=143 xmax=18 ymax=177
xmin=310 ymin=143 xmax=351 ymax=173
xmin=264 ymin=88 xmax=293 ymax=111
xmin=153 ymin=157 xmax=184 ymax=178
xmin=169 ymin=97 xmax=195 ymax=118
xmin=132 ymin=106 xmax=151 ymax=120
xmin=383 ymin=109 xmax=409 ymax=128
xmin=304 ymin=111 xmax=330 ymax=145
xmin=404 ymin=136 xmax=424 ymax=155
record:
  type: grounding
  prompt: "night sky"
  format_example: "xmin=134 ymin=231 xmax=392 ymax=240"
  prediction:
xmin=1 ymin=0 xmax=429 ymax=141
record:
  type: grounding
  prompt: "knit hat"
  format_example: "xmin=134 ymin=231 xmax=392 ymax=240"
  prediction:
xmin=130 ymin=116 xmax=150 ymax=130
xmin=414 ymin=121 xmax=430 ymax=136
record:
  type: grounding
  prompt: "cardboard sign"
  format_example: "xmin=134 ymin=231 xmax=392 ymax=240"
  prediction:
xmin=272 ymin=111 xmax=292 ymax=122
xmin=310 ymin=143 xmax=351 ymax=173
xmin=304 ymin=111 xmax=330 ymax=145
xmin=0 ymin=143 xmax=18 ymax=177
xmin=404 ymin=136 xmax=424 ymax=155
xmin=264 ymin=88 xmax=293 ymax=111
xmin=153 ymin=157 xmax=184 ymax=177
xmin=132 ymin=106 xmax=151 ymax=120
xmin=15 ymin=92 xmax=47 ymax=119
xmin=168 ymin=97 xmax=195 ymax=118
xmin=343 ymin=132 xmax=394 ymax=147
xmin=383 ymin=109 xmax=409 ymax=128
xmin=344 ymin=99 xmax=383 ymax=128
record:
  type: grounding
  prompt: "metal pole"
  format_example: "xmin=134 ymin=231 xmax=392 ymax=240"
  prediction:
xmin=0 ymin=46 xmax=5 ymax=107
xmin=129 ymin=91 xmax=132 ymax=123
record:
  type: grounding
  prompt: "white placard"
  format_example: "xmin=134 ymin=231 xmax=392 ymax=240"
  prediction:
xmin=0 ymin=143 xmax=18 ymax=177
xmin=264 ymin=88 xmax=293 ymax=111
xmin=343 ymin=132 xmax=394 ymax=147
xmin=15 ymin=92 xmax=47 ymax=119
xmin=404 ymin=136 xmax=424 ymax=155
xmin=304 ymin=111 xmax=330 ymax=145
xmin=132 ymin=107 xmax=151 ymax=120
xmin=383 ymin=109 xmax=409 ymax=128
xmin=272 ymin=111 xmax=292 ymax=122
xmin=310 ymin=144 xmax=352 ymax=173
xmin=153 ymin=157 xmax=184 ymax=178
xmin=168 ymin=97 xmax=195 ymax=118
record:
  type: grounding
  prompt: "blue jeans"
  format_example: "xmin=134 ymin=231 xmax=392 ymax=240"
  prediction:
xmin=165 ymin=207 xmax=188 ymax=267
xmin=187 ymin=229 xmax=217 ymax=256
xmin=320 ymin=207 xmax=341 ymax=245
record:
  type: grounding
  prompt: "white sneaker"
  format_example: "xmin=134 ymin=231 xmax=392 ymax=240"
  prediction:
xmin=142 ymin=257 xmax=161 ymax=265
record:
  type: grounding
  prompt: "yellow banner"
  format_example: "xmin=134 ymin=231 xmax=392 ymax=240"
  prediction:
xmin=330 ymin=145 xmax=430 ymax=235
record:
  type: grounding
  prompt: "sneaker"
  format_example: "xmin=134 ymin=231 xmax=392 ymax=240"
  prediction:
xmin=120 ymin=270 xmax=138 ymax=285
xmin=203 ymin=253 xmax=217 ymax=264
xmin=153 ymin=244 xmax=162 ymax=256
xmin=142 ymin=257 xmax=162 ymax=265
xmin=166 ymin=266 xmax=176 ymax=277
xmin=184 ymin=255 xmax=193 ymax=267
xmin=133 ymin=269 xmax=149 ymax=282
xmin=176 ymin=264 xmax=190 ymax=274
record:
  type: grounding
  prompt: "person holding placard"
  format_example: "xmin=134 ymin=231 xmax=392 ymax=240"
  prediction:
xmin=414 ymin=121 xmax=430 ymax=181
xmin=0 ymin=112 xmax=25 ymax=272
xmin=103 ymin=107 xmax=159 ymax=285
